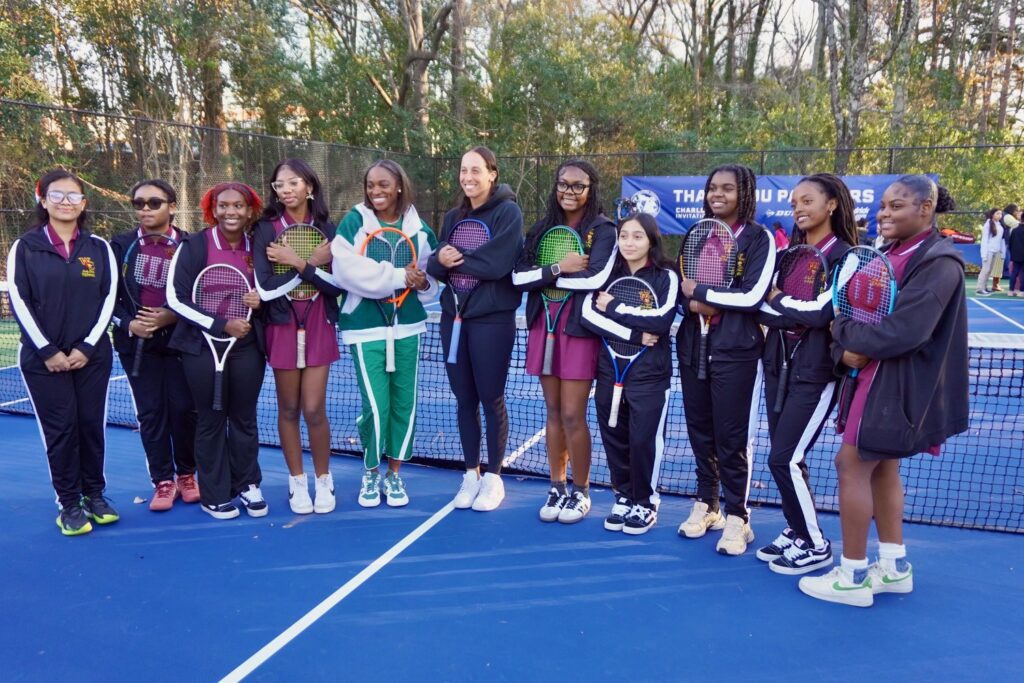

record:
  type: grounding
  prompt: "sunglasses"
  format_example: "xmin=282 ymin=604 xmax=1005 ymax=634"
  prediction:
xmin=46 ymin=190 xmax=85 ymax=205
xmin=131 ymin=197 xmax=170 ymax=210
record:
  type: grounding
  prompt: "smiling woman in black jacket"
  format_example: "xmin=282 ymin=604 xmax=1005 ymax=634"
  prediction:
xmin=799 ymin=176 xmax=968 ymax=608
xmin=427 ymin=146 xmax=524 ymax=513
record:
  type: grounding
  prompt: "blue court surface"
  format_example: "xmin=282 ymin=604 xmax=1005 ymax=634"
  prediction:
xmin=1 ymin=415 xmax=1021 ymax=682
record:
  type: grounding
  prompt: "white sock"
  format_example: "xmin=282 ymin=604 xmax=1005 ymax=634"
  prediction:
xmin=841 ymin=555 xmax=869 ymax=576
xmin=878 ymin=542 xmax=907 ymax=570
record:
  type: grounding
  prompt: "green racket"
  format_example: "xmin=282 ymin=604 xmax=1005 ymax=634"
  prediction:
xmin=536 ymin=225 xmax=584 ymax=375
xmin=273 ymin=223 xmax=329 ymax=369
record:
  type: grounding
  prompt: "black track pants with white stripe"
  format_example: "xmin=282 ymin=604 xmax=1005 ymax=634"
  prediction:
xmin=20 ymin=340 xmax=113 ymax=508
xmin=679 ymin=358 xmax=761 ymax=522
xmin=594 ymin=381 xmax=670 ymax=507
xmin=763 ymin=372 xmax=836 ymax=548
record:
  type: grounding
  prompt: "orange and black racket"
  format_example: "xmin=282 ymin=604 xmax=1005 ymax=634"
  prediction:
xmin=360 ymin=227 xmax=417 ymax=372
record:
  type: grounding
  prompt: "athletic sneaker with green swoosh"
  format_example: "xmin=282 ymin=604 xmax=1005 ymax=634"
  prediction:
xmin=869 ymin=560 xmax=913 ymax=594
xmin=798 ymin=565 xmax=874 ymax=607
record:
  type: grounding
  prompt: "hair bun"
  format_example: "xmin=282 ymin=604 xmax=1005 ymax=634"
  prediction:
xmin=935 ymin=185 xmax=956 ymax=214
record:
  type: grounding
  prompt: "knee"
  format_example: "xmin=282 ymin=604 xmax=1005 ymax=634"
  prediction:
xmin=559 ymin=408 xmax=586 ymax=434
xmin=302 ymin=403 xmax=327 ymax=429
xmin=278 ymin=401 xmax=301 ymax=423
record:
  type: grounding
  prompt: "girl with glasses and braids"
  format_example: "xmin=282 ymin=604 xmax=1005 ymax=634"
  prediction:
xmin=676 ymin=164 xmax=776 ymax=556
xmin=754 ymin=173 xmax=857 ymax=575
xmin=253 ymin=159 xmax=343 ymax=515
xmin=110 ymin=179 xmax=199 ymax=512
xmin=8 ymin=169 xmax=119 ymax=535
xmin=512 ymin=160 xmax=617 ymax=524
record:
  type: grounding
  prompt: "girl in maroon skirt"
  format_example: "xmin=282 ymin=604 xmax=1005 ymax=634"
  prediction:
xmin=512 ymin=160 xmax=617 ymax=524
xmin=254 ymin=159 xmax=342 ymax=515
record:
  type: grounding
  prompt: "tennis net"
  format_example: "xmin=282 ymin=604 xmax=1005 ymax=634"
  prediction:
xmin=0 ymin=284 xmax=1019 ymax=534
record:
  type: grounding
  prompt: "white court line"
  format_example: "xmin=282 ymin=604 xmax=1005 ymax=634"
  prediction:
xmin=970 ymin=298 xmax=1024 ymax=332
xmin=220 ymin=501 xmax=456 ymax=683
xmin=0 ymin=397 xmax=29 ymax=408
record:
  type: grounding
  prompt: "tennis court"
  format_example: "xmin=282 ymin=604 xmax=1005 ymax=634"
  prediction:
xmin=1 ymin=290 xmax=1021 ymax=681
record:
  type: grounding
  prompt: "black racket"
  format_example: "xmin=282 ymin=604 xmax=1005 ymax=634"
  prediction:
xmin=772 ymin=244 xmax=829 ymax=413
xmin=121 ymin=232 xmax=180 ymax=378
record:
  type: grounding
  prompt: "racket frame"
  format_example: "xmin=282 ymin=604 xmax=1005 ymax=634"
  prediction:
xmin=537 ymin=225 xmax=584 ymax=375
xmin=359 ymin=227 xmax=418 ymax=372
xmin=445 ymin=219 xmax=492 ymax=364
xmin=678 ymin=218 xmax=737 ymax=381
xmin=192 ymin=263 xmax=253 ymax=411
xmin=599 ymin=276 xmax=659 ymax=428
xmin=121 ymin=232 xmax=180 ymax=379
xmin=273 ymin=223 xmax=330 ymax=370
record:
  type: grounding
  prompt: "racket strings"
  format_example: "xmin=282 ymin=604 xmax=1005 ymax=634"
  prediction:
xmin=448 ymin=222 xmax=490 ymax=293
xmin=777 ymin=250 xmax=827 ymax=302
xmin=274 ymin=226 xmax=328 ymax=300
xmin=604 ymin=278 xmax=657 ymax=357
xmin=196 ymin=271 xmax=250 ymax=320
xmin=538 ymin=227 xmax=581 ymax=301
xmin=837 ymin=257 xmax=892 ymax=325
xmin=682 ymin=224 xmax=736 ymax=286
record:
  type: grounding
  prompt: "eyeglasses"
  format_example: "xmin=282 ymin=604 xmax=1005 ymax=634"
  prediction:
xmin=131 ymin=197 xmax=169 ymax=210
xmin=271 ymin=178 xmax=306 ymax=192
xmin=46 ymin=190 xmax=85 ymax=205
xmin=556 ymin=182 xmax=590 ymax=195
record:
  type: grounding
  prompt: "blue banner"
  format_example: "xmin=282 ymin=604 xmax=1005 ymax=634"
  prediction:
xmin=620 ymin=174 xmax=938 ymax=236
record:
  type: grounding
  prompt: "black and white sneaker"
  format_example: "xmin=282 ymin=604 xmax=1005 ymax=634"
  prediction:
xmin=755 ymin=527 xmax=797 ymax=562
xmin=769 ymin=538 xmax=833 ymax=575
xmin=539 ymin=487 xmax=568 ymax=522
xmin=201 ymin=502 xmax=240 ymax=520
xmin=604 ymin=495 xmax=633 ymax=531
xmin=238 ymin=485 xmax=269 ymax=518
xmin=622 ymin=504 xmax=657 ymax=535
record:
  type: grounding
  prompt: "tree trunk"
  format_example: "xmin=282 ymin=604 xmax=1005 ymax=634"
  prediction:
xmin=980 ymin=0 xmax=1004 ymax=135
xmin=450 ymin=0 xmax=466 ymax=124
xmin=999 ymin=0 xmax=1019 ymax=128
xmin=744 ymin=0 xmax=771 ymax=83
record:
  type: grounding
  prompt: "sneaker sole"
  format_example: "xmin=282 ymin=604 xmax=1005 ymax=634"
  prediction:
xmin=202 ymin=506 xmax=240 ymax=520
xmin=798 ymin=582 xmax=873 ymax=608
xmin=290 ymin=504 xmax=315 ymax=514
xmin=359 ymin=497 xmax=382 ymax=508
xmin=539 ymin=509 xmax=561 ymax=522
xmin=472 ymin=498 xmax=504 ymax=512
xmin=557 ymin=511 xmax=589 ymax=524
xmin=243 ymin=506 xmax=269 ymax=518
xmin=386 ymin=496 xmax=409 ymax=508
xmin=56 ymin=517 xmax=93 ymax=536
xmin=149 ymin=500 xmax=175 ymax=512
xmin=872 ymin=578 xmax=914 ymax=595
xmin=768 ymin=556 xmax=833 ymax=576
xmin=87 ymin=513 xmax=120 ymax=525
xmin=622 ymin=523 xmax=655 ymax=536
xmin=755 ymin=549 xmax=784 ymax=562
xmin=604 ymin=520 xmax=625 ymax=531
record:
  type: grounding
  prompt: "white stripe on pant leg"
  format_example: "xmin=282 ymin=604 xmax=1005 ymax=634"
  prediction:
xmin=18 ymin=343 xmax=58 ymax=506
xmin=742 ymin=360 xmax=764 ymax=518
xmin=788 ymin=382 xmax=835 ymax=549
xmin=354 ymin=343 xmax=383 ymax=467
xmin=394 ymin=335 xmax=420 ymax=461
xmin=648 ymin=388 xmax=671 ymax=509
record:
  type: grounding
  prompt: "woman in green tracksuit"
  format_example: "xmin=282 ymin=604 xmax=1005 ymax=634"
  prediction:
xmin=332 ymin=160 xmax=438 ymax=507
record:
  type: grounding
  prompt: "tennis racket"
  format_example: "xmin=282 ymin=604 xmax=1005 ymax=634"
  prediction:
xmin=192 ymin=264 xmax=253 ymax=411
xmin=536 ymin=225 xmax=584 ymax=375
xmin=445 ymin=219 xmax=491 ymax=364
xmin=601 ymin=276 xmax=659 ymax=428
xmin=771 ymin=244 xmax=829 ymax=413
xmin=678 ymin=218 xmax=737 ymax=381
xmin=832 ymin=246 xmax=897 ymax=430
xmin=272 ymin=223 xmax=329 ymax=369
xmin=360 ymin=227 xmax=417 ymax=372
xmin=121 ymin=232 xmax=180 ymax=378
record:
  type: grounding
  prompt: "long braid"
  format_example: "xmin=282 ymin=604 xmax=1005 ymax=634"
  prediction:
xmin=794 ymin=173 xmax=859 ymax=247
xmin=702 ymin=164 xmax=758 ymax=225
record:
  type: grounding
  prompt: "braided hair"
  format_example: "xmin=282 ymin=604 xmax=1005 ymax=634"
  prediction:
xmin=792 ymin=173 xmax=859 ymax=247
xmin=703 ymin=164 xmax=758 ymax=225
xmin=524 ymin=159 xmax=605 ymax=258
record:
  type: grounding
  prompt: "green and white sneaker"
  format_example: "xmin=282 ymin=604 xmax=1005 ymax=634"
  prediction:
xmin=383 ymin=471 xmax=409 ymax=507
xmin=798 ymin=565 xmax=874 ymax=607
xmin=359 ymin=469 xmax=381 ymax=508
xmin=869 ymin=559 xmax=913 ymax=595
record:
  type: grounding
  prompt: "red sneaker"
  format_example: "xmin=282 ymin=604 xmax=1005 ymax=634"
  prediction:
xmin=150 ymin=480 xmax=178 ymax=512
xmin=177 ymin=474 xmax=201 ymax=504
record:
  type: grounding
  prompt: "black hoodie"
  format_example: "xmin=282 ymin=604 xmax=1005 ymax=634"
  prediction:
xmin=832 ymin=232 xmax=969 ymax=458
xmin=427 ymin=184 xmax=524 ymax=322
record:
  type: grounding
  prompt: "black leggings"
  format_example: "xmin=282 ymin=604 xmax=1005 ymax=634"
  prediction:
xmin=440 ymin=314 xmax=515 ymax=473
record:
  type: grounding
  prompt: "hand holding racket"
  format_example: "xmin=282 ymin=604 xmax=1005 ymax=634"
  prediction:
xmin=678 ymin=218 xmax=737 ymax=380
xmin=445 ymin=219 xmax=491 ymax=364
xmin=193 ymin=264 xmax=253 ymax=411
xmin=537 ymin=225 xmax=585 ymax=375
xmin=832 ymin=246 xmax=897 ymax=430
xmin=270 ymin=223 xmax=330 ymax=369
xmin=598 ymin=276 xmax=659 ymax=428
xmin=122 ymin=232 xmax=180 ymax=378
xmin=771 ymin=244 xmax=829 ymax=413
xmin=360 ymin=227 xmax=417 ymax=372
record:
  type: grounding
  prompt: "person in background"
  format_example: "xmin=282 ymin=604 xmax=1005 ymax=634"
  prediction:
xmin=976 ymin=207 xmax=1004 ymax=296
xmin=998 ymin=204 xmax=1020 ymax=293
xmin=772 ymin=221 xmax=790 ymax=251
xmin=1008 ymin=205 xmax=1024 ymax=297
xmin=856 ymin=218 xmax=872 ymax=246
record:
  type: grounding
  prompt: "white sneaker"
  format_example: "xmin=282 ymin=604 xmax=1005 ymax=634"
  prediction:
xmin=238 ymin=484 xmax=269 ymax=518
xmin=314 ymin=472 xmax=336 ymax=514
xmin=557 ymin=490 xmax=591 ymax=523
xmin=716 ymin=515 xmax=754 ymax=556
xmin=288 ymin=474 xmax=314 ymax=514
xmin=382 ymin=471 xmax=409 ymax=507
xmin=799 ymin=565 xmax=874 ymax=607
xmin=472 ymin=473 xmax=505 ymax=511
xmin=453 ymin=470 xmax=482 ymax=509
xmin=868 ymin=559 xmax=914 ymax=594
xmin=678 ymin=501 xmax=726 ymax=539
xmin=539 ymin=487 xmax=569 ymax=522
xmin=358 ymin=469 xmax=381 ymax=508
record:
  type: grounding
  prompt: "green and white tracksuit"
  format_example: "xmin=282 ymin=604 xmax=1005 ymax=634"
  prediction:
xmin=332 ymin=204 xmax=439 ymax=469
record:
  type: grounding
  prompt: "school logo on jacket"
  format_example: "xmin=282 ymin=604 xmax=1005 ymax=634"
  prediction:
xmin=584 ymin=227 xmax=594 ymax=251
xmin=735 ymin=253 xmax=745 ymax=278
xmin=78 ymin=256 xmax=96 ymax=278
xmin=639 ymin=289 xmax=654 ymax=310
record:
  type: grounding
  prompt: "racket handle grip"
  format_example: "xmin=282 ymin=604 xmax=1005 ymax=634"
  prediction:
xmin=296 ymin=329 xmax=307 ymax=370
xmin=697 ymin=332 xmax=709 ymax=381
xmin=773 ymin=361 xmax=788 ymax=413
xmin=385 ymin=325 xmax=396 ymax=372
xmin=447 ymin=317 xmax=462 ymax=364
xmin=836 ymin=368 xmax=860 ymax=432
xmin=609 ymin=383 xmax=624 ymax=428
xmin=130 ymin=336 xmax=145 ymax=378
xmin=212 ymin=372 xmax=224 ymax=412
xmin=542 ymin=333 xmax=555 ymax=375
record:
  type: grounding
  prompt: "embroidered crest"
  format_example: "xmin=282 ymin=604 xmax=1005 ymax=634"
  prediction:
xmin=585 ymin=227 xmax=594 ymax=251
xmin=78 ymin=256 xmax=96 ymax=278
xmin=638 ymin=288 xmax=654 ymax=310
xmin=735 ymin=252 xmax=745 ymax=278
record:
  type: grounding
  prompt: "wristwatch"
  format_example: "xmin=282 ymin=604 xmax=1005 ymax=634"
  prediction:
xmin=550 ymin=263 xmax=561 ymax=277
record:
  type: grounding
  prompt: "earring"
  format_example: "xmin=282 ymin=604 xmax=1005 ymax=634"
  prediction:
xmin=306 ymin=193 xmax=314 ymax=200
xmin=398 ymin=189 xmax=402 ymax=194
